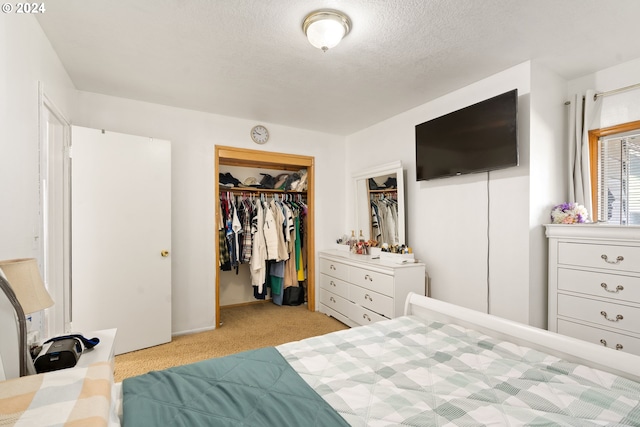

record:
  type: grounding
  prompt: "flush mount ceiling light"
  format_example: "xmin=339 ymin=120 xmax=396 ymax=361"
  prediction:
xmin=302 ymin=9 xmax=351 ymax=52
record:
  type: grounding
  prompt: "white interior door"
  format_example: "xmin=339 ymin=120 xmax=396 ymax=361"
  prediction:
xmin=39 ymin=88 xmax=72 ymax=338
xmin=71 ymin=126 xmax=171 ymax=355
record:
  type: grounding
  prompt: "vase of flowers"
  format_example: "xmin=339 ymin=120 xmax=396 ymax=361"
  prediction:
xmin=550 ymin=202 xmax=589 ymax=224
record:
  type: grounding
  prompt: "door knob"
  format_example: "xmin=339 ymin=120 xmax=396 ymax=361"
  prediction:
xmin=161 ymin=250 xmax=169 ymax=257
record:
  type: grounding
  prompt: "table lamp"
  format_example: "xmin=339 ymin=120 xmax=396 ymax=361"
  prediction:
xmin=0 ymin=258 xmax=54 ymax=376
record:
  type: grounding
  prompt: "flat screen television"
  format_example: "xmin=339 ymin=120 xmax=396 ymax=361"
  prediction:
xmin=415 ymin=89 xmax=518 ymax=181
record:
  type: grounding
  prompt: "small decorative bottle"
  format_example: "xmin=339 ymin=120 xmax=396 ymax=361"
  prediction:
xmin=357 ymin=230 xmax=366 ymax=254
xmin=348 ymin=230 xmax=357 ymax=253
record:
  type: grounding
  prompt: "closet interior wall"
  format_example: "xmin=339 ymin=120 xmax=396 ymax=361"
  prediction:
xmin=214 ymin=146 xmax=315 ymax=328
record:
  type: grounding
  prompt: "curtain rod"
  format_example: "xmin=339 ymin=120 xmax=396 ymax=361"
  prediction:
xmin=595 ymin=82 xmax=640 ymax=100
xmin=565 ymin=82 xmax=640 ymax=105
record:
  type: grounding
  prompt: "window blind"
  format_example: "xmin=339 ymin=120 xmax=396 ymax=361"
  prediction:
xmin=599 ymin=132 xmax=640 ymax=224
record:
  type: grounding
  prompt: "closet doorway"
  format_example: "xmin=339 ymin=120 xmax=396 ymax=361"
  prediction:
xmin=215 ymin=146 xmax=315 ymax=327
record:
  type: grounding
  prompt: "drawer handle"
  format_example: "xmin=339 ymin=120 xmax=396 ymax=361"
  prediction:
xmin=600 ymin=311 xmax=623 ymax=322
xmin=601 ymin=254 xmax=624 ymax=264
xmin=362 ymin=313 xmax=371 ymax=321
xmin=329 ymin=264 xmax=336 ymax=270
xmin=329 ymin=296 xmax=336 ymax=303
xmin=364 ymin=274 xmax=373 ymax=281
xmin=330 ymin=281 xmax=336 ymax=287
xmin=600 ymin=339 xmax=624 ymax=350
xmin=601 ymin=283 xmax=624 ymax=293
xmin=364 ymin=294 xmax=373 ymax=301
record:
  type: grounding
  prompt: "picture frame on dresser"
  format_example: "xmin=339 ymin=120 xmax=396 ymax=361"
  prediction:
xmin=546 ymin=224 xmax=640 ymax=356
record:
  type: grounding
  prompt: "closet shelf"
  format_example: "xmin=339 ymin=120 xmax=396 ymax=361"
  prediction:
xmin=218 ymin=186 xmax=306 ymax=195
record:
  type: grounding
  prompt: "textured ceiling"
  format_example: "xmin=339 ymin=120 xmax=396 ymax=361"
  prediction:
xmin=36 ymin=0 xmax=640 ymax=135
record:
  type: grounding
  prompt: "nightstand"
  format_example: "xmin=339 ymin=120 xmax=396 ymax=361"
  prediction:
xmin=75 ymin=328 xmax=117 ymax=369
xmin=36 ymin=328 xmax=117 ymax=372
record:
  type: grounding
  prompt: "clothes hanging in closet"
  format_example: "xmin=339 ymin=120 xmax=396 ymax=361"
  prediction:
xmin=269 ymin=196 xmax=306 ymax=305
xmin=371 ymin=193 xmax=398 ymax=245
xmin=218 ymin=192 xmax=307 ymax=303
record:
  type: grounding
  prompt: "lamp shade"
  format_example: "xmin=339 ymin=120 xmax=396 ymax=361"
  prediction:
xmin=0 ymin=258 xmax=53 ymax=314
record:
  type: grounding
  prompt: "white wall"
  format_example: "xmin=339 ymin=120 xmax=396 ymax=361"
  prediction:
xmin=0 ymin=15 xmax=75 ymax=378
xmin=0 ymin=15 xmax=75 ymax=260
xmin=346 ymin=61 xmax=568 ymax=328
xmin=72 ymin=92 xmax=346 ymax=335
xmin=568 ymin=57 xmax=640 ymax=129
xmin=527 ymin=62 xmax=568 ymax=328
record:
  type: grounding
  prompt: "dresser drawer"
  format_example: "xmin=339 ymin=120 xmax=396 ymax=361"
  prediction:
xmin=558 ymin=242 xmax=640 ymax=273
xmin=319 ymin=288 xmax=352 ymax=316
xmin=319 ymin=273 xmax=349 ymax=299
xmin=319 ymin=258 xmax=349 ymax=281
xmin=349 ymin=266 xmax=394 ymax=296
xmin=349 ymin=303 xmax=387 ymax=326
xmin=557 ymin=294 xmax=640 ymax=334
xmin=320 ymin=304 xmax=350 ymax=326
xmin=558 ymin=268 xmax=640 ymax=304
xmin=349 ymin=284 xmax=393 ymax=318
xmin=558 ymin=319 xmax=640 ymax=356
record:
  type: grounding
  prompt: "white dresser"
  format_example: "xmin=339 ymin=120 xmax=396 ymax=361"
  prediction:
xmin=546 ymin=224 xmax=640 ymax=356
xmin=319 ymin=250 xmax=426 ymax=328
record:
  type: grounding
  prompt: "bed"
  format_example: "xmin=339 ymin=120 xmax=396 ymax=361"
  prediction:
xmin=120 ymin=293 xmax=640 ymax=426
xmin=0 ymin=361 xmax=118 ymax=426
xmin=4 ymin=293 xmax=640 ymax=426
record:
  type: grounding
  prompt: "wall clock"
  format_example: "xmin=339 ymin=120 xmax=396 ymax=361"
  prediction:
xmin=250 ymin=125 xmax=269 ymax=144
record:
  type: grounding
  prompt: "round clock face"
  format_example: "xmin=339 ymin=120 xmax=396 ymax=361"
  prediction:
xmin=251 ymin=125 xmax=269 ymax=144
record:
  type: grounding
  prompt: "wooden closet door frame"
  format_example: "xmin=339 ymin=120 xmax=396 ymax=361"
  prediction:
xmin=214 ymin=145 xmax=315 ymax=327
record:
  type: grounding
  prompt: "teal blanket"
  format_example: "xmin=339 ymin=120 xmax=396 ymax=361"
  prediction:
xmin=122 ymin=347 xmax=349 ymax=427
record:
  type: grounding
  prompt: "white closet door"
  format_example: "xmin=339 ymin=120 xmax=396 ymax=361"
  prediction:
xmin=71 ymin=126 xmax=171 ymax=354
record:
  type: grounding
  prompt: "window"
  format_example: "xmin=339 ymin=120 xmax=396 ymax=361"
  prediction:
xmin=589 ymin=120 xmax=640 ymax=224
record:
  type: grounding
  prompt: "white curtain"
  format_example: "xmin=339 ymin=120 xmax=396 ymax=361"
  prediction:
xmin=568 ymin=89 xmax=602 ymax=220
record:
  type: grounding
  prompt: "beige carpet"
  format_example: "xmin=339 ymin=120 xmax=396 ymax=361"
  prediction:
xmin=114 ymin=302 xmax=348 ymax=382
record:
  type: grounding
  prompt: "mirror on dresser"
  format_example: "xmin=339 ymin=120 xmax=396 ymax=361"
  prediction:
xmin=353 ymin=161 xmax=406 ymax=247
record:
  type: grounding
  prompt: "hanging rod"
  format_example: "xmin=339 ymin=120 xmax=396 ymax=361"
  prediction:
xmin=218 ymin=186 xmax=304 ymax=195
xmin=565 ymin=82 xmax=640 ymax=105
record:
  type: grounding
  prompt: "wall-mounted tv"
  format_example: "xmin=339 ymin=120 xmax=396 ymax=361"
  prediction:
xmin=415 ymin=89 xmax=518 ymax=181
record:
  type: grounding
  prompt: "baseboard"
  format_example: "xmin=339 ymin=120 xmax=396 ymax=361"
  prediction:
xmin=171 ymin=325 xmax=216 ymax=338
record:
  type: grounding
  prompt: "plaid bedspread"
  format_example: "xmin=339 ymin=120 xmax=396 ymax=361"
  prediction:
xmin=278 ymin=316 xmax=640 ymax=426
xmin=0 ymin=361 xmax=113 ymax=427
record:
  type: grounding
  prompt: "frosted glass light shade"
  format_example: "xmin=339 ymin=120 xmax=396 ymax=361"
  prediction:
xmin=302 ymin=10 xmax=351 ymax=52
